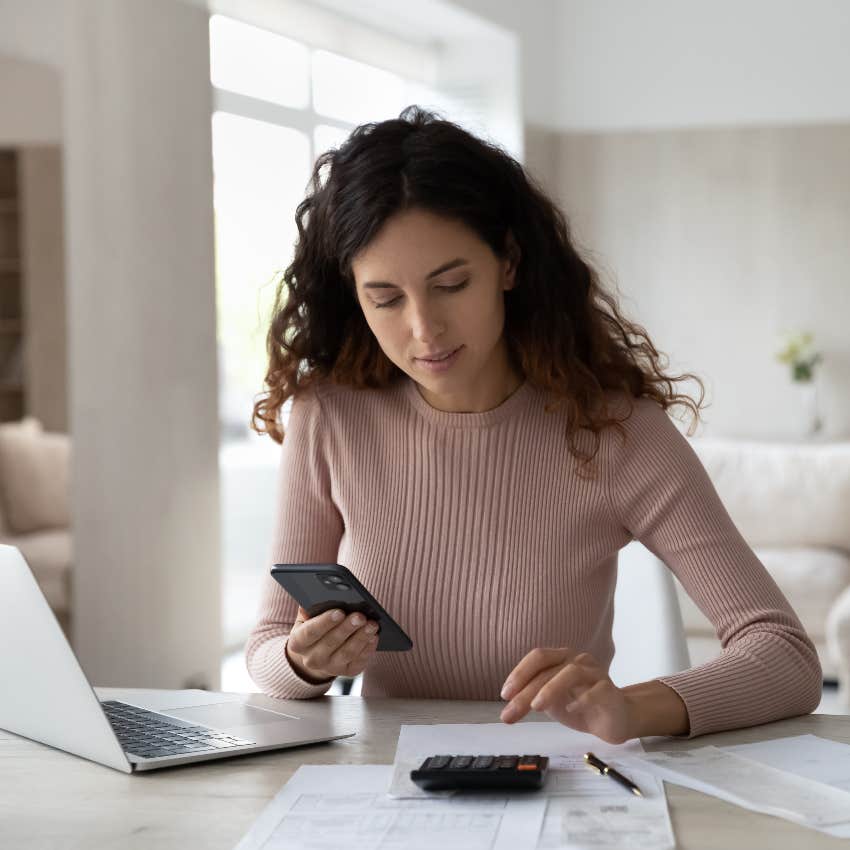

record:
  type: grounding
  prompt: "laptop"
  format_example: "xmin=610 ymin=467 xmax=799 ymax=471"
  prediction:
xmin=0 ymin=544 xmax=354 ymax=773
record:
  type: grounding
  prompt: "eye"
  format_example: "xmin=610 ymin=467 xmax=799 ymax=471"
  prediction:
xmin=374 ymin=295 xmax=402 ymax=309
xmin=372 ymin=279 xmax=469 ymax=310
xmin=439 ymin=279 xmax=469 ymax=294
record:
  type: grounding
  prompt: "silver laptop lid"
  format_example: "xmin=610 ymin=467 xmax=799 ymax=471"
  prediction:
xmin=0 ymin=545 xmax=131 ymax=773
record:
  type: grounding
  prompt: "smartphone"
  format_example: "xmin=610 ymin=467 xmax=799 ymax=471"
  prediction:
xmin=271 ymin=563 xmax=413 ymax=652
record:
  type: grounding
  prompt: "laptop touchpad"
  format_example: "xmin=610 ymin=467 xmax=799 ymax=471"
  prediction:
xmin=165 ymin=703 xmax=299 ymax=727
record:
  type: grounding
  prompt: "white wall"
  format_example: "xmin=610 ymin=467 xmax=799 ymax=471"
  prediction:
xmin=0 ymin=54 xmax=61 ymax=144
xmin=553 ymin=0 xmax=850 ymax=131
xmin=557 ymin=125 xmax=850 ymax=441
xmin=0 ymin=0 xmax=63 ymax=68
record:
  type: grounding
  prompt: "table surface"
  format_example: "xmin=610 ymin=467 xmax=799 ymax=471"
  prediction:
xmin=1 ymin=692 xmax=849 ymax=849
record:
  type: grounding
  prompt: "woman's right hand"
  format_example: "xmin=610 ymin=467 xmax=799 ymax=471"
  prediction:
xmin=285 ymin=606 xmax=380 ymax=684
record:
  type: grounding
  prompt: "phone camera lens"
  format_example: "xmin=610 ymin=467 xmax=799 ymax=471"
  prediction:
xmin=335 ymin=582 xmax=350 ymax=590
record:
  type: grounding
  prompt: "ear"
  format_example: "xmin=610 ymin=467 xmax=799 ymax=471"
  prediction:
xmin=502 ymin=230 xmax=521 ymax=291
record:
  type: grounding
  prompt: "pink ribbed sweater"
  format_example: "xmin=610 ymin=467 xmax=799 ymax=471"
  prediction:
xmin=245 ymin=377 xmax=821 ymax=738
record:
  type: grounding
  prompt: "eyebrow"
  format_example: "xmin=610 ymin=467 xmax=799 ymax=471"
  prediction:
xmin=361 ymin=257 xmax=469 ymax=290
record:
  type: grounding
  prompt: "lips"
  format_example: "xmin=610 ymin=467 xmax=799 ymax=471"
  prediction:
xmin=416 ymin=346 xmax=461 ymax=362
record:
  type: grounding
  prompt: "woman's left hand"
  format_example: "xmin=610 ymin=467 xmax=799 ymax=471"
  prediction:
xmin=499 ymin=647 xmax=635 ymax=744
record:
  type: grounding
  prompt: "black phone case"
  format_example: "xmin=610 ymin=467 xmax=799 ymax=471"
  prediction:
xmin=270 ymin=563 xmax=413 ymax=652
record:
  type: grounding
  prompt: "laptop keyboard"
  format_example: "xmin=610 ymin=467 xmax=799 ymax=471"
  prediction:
xmin=101 ymin=700 xmax=255 ymax=760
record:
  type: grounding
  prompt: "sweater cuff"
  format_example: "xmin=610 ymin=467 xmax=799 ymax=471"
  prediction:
xmin=247 ymin=634 xmax=335 ymax=700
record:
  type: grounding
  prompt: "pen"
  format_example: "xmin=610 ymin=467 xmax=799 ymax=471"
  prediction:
xmin=583 ymin=752 xmax=643 ymax=797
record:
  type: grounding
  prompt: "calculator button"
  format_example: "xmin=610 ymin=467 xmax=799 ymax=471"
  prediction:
xmin=495 ymin=756 xmax=519 ymax=769
xmin=472 ymin=756 xmax=495 ymax=770
xmin=449 ymin=756 xmax=473 ymax=769
xmin=425 ymin=756 xmax=452 ymax=770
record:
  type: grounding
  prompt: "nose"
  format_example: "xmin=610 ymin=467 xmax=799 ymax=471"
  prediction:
xmin=408 ymin=299 xmax=445 ymax=344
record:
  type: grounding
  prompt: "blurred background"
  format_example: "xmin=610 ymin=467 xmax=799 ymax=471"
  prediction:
xmin=0 ymin=0 xmax=848 ymax=699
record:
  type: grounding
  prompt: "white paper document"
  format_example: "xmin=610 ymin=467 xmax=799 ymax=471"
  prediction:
xmin=623 ymin=744 xmax=850 ymax=834
xmin=724 ymin=735 xmax=850 ymax=838
xmin=725 ymin=734 xmax=850 ymax=792
xmin=389 ymin=723 xmax=675 ymax=849
xmin=233 ymin=764 xmax=547 ymax=850
xmin=542 ymin=755 xmax=674 ymax=849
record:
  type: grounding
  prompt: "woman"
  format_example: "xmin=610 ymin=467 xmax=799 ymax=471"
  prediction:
xmin=246 ymin=106 xmax=821 ymax=743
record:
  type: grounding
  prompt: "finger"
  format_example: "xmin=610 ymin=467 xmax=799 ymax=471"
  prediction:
xmin=305 ymin=613 xmax=376 ymax=669
xmin=500 ymin=665 xmax=563 ymax=724
xmin=500 ymin=647 xmax=573 ymax=700
xmin=529 ymin=654 xmax=602 ymax=712
xmin=341 ymin=633 xmax=381 ymax=676
xmin=327 ymin=623 xmax=379 ymax=670
xmin=504 ymin=662 xmax=598 ymax=724
xmin=287 ymin=608 xmax=347 ymax=654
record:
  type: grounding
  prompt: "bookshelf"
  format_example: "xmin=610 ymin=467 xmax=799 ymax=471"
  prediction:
xmin=0 ymin=149 xmax=25 ymax=422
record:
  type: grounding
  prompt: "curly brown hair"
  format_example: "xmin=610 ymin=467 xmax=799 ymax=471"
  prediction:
xmin=252 ymin=105 xmax=705 ymax=477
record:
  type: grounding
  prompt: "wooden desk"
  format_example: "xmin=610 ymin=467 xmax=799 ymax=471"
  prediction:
xmin=1 ymin=693 xmax=848 ymax=849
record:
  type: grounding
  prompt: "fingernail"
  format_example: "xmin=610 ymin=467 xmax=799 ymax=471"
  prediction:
xmin=331 ymin=610 xmax=344 ymax=622
xmin=500 ymin=681 xmax=513 ymax=700
xmin=501 ymin=706 xmax=516 ymax=722
xmin=350 ymin=614 xmax=364 ymax=626
xmin=531 ymin=696 xmax=543 ymax=711
xmin=365 ymin=623 xmax=378 ymax=634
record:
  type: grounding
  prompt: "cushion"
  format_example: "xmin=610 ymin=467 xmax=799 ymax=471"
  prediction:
xmin=757 ymin=546 xmax=850 ymax=639
xmin=0 ymin=417 xmax=43 ymax=535
xmin=676 ymin=545 xmax=850 ymax=643
xmin=0 ymin=422 xmax=70 ymax=534
xmin=689 ymin=437 xmax=850 ymax=550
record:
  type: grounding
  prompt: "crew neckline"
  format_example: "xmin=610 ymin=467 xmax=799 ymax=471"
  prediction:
xmin=402 ymin=375 xmax=534 ymax=428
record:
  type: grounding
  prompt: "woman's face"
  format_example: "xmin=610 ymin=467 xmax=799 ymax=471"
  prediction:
xmin=351 ymin=207 xmax=519 ymax=411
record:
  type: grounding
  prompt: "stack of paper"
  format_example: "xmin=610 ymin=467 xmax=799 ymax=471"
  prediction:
xmin=234 ymin=723 xmax=676 ymax=850
xmin=388 ymin=723 xmax=674 ymax=849
xmin=621 ymin=735 xmax=850 ymax=837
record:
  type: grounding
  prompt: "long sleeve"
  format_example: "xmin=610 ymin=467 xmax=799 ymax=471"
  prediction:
xmin=604 ymin=397 xmax=822 ymax=737
xmin=244 ymin=387 xmax=344 ymax=699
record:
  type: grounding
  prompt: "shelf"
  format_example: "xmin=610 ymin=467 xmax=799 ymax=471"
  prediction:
xmin=0 ymin=318 xmax=22 ymax=333
xmin=0 ymin=384 xmax=24 ymax=394
xmin=0 ymin=199 xmax=18 ymax=213
xmin=0 ymin=258 xmax=20 ymax=272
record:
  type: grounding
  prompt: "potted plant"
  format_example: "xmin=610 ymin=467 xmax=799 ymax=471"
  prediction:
xmin=775 ymin=330 xmax=824 ymax=436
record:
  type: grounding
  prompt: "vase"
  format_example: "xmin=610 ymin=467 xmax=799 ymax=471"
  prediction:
xmin=795 ymin=380 xmax=823 ymax=438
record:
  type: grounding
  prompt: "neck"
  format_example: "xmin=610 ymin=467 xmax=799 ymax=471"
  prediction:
xmin=415 ymin=343 xmax=523 ymax=413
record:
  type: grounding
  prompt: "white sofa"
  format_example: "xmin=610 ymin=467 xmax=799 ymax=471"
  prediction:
xmin=681 ymin=436 xmax=850 ymax=696
xmin=0 ymin=417 xmax=72 ymax=635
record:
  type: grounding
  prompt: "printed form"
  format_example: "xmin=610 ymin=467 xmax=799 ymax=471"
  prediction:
xmin=233 ymin=764 xmax=547 ymax=850
xmin=389 ymin=723 xmax=674 ymax=849
xmin=233 ymin=723 xmax=677 ymax=849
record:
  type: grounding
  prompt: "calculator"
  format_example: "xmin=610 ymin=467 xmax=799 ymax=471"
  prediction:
xmin=410 ymin=754 xmax=549 ymax=791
